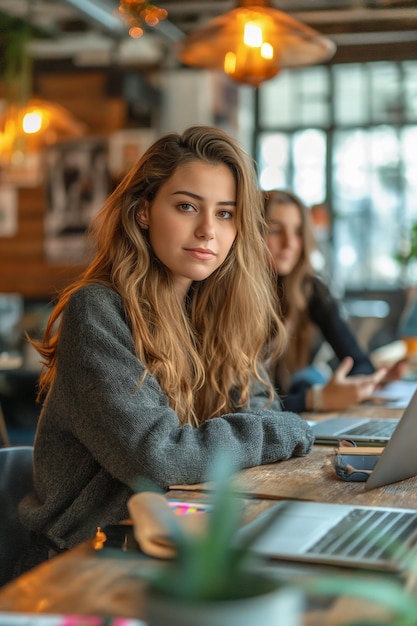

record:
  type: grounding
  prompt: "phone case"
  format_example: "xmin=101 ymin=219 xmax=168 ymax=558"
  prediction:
xmin=334 ymin=446 xmax=384 ymax=482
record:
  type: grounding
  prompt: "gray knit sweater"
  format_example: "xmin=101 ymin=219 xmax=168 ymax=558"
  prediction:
xmin=19 ymin=284 xmax=314 ymax=548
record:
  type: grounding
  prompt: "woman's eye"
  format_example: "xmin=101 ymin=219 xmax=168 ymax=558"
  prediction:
xmin=178 ymin=202 xmax=196 ymax=212
xmin=217 ymin=210 xmax=234 ymax=220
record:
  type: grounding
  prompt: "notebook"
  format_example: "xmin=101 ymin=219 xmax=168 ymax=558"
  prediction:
xmin=238 ymin=391 xmax=417 ymax=572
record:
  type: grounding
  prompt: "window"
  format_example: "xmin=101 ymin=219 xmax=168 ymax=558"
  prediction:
xmin=255 ymin=61 xmax=417 ymax=290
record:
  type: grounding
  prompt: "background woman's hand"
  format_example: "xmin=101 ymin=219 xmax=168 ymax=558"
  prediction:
xmin=382 ymin=358 xmax=408 ymax=383
xmin=320 ymin=357 xmax=387 ymax=411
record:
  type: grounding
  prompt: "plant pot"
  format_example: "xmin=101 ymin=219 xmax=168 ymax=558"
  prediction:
xmin=144 ymin=580 xmax=303 ymax=626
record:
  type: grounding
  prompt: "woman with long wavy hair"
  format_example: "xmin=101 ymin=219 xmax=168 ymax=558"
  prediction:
xmin=264 ymin=189 xmax=404 ymax=413
xmin=18 ymin=127 xmax=313 ymax=568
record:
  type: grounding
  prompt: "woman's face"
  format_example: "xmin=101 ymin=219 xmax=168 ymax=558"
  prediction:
xmin=265 ymin=201 xmax=303 ymax=276
xmin=139 ymin=160 xmax=237 ymax=297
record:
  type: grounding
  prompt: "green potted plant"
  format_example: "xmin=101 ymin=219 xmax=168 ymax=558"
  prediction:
xmin=127 ymin=455 xmax=303 ymax=626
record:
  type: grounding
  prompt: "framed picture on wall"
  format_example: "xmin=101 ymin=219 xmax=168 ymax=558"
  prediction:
xmin=108 ymin=128 xmax=157 ymax=182
xmin=44 ymin=137 xmax=110 ymax=264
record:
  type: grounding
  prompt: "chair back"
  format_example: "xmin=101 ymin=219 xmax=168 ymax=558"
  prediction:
xmin=0 ymin=446 xmax=34 ymax=586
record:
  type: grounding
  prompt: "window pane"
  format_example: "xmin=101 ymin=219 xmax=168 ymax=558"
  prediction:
xmin=404 ymin=61 xmax=417 ymax=121
xmin=260 ymin=72 xmax=294 ymax=128
xmin=259 ymin=66 xmax=329 ymax=128
xmin=257 ymin=132 xmax=290 ymax=190
xmin=297 ymin=67 xmax=330 ymax=127
xmin=370 ymin=62 xmax=401 ymax=124
xmin=292 ymin=130 xmax=326 ymax=204
xmin=334 ymin=64 xmax=368 ymax=126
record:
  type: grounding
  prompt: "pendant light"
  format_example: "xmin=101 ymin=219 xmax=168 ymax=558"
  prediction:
xmin=0 ymin=3 xmax=85 ymax=172
xmin=176 ymin=0 xmax=336 ymax=87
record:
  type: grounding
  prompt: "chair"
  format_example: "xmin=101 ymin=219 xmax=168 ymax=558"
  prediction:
xmin=0 ymin=446 xmax=34 ymax=587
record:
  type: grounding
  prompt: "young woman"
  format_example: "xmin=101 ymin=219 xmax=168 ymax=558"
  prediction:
xmin=264 ymin=189 xmax=405 ymax=413
xmin=19 ymin=128 xmax=313 ymax=562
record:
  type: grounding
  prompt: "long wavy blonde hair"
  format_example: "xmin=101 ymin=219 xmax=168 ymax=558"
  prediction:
xmin=264 ymin=189 xmax=317 ymax=387
xmin=36 ymin=126 xmax=286 ymax=425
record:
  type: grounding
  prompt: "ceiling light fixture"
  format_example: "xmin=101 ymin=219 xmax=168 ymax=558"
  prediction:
xmin=0 ymin=6 xmax=85 ymax=173
xmin=176 ymin=0 xmax=336 ymax=87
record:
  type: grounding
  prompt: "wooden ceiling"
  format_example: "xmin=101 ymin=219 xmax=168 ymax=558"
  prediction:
xmin=0 ymin=0 xmax=416 ymax=68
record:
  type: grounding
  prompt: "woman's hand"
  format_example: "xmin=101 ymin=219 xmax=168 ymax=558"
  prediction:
xmin=381 ymin=358 xmax=408 ymax=384
xmin=310 ymin=357 xmax=387 ymax=411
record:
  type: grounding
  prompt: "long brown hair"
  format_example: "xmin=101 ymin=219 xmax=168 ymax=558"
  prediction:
xmin=264 ymin=189 xmax=317 ymax=387
xmin=36 ymin=126 xmax=286 ymax=425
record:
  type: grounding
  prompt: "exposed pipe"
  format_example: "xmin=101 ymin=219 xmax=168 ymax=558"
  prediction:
xmin=60 ymin=0 xmax=126 ymax=35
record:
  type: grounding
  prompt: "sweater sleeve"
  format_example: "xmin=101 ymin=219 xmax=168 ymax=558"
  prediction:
xmin=50 ymin=285 xmax=314 ymax=490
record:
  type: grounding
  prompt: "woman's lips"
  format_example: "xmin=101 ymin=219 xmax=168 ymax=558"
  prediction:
xmin=184 ymin=248 xmax=216 ymax=260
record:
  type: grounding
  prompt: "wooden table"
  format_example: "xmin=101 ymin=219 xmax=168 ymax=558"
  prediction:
xmin=171 ymin=404 xmax=417 ymax=509
xmin=0 ymin=497 xmax=398 ymax=626
xmin=0 ymin=404 xmax=411 ymax=625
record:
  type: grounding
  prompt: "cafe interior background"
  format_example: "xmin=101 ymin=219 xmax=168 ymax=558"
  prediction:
xmin=0 ymin=0 xmax=416 ymax=445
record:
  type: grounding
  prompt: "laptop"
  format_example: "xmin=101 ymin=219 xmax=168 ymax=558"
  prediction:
xmin=311 ymin=381 xmax=417 ymax=445
xmin=238 ymin=500 xmax=417 ymax=573
xmin=237 ymin=391 xmax=417 ymax=572
xmin=311 ymin=415 xmax=399 ymax=444
xmin=368 ymin=379 xmax=417 ymax=409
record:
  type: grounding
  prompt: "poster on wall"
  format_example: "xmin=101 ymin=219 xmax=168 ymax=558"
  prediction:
xmin=0 ymin=185 xmax=18 ymax=237
xmin=44 ymin=137 xmax=110 ymax=264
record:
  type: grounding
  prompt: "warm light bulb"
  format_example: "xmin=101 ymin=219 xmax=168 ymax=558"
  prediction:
xmin=224 ymin=51 xmax=237 ymax=74
xmin=129 ymin=25 xmax=144 ymax=37
xmin=261 ymin=42 xmax=273 ymax=59
xmin=243 ymin=22 xmax=263 ymax=47
xmin=22 ymin=111 xmax=42 ymax=134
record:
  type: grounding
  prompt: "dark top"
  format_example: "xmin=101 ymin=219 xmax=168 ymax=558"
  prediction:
xmin=278 ymin=277 xmax=375 ymax=413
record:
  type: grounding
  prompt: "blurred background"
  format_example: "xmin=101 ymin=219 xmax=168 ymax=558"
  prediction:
xmin=0 ymin=0 xmax=416 ymax=443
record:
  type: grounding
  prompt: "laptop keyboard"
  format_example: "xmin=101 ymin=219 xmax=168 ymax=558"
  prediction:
xmin=307 ymin=508 xmax=417 ymax=560
xmin=343 ymin=419 xmax=398 ymax=438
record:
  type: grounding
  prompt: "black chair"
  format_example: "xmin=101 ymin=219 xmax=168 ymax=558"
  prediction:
xmin=0 ymin=446 xmax=34 ymax=586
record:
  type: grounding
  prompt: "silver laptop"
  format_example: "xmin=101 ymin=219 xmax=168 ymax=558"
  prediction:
xmin=311 ymin=381 xmax=417 ymax=445
xmin=311 ymin=415 xmax=399 ymax=444
xmin=368 ymin=380 xmax=417 ymax=409
xmin=238 ymin=391 xmax=417 ymax=572
xmin=238 ymin=500 xmax=417 ymax=572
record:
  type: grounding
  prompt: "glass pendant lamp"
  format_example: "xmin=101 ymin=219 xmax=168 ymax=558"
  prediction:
xmin=176 ymin=0 xmax=336 ymax=87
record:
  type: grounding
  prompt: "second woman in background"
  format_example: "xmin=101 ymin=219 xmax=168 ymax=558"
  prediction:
xmin=264 ymin=189 xmax=405 ymax=413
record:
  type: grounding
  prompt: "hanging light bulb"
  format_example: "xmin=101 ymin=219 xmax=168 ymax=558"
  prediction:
xmin=118 ymin=1 xmax=168 ymax=39
xmin=177 ymin=0 xmax=336 ymax=87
